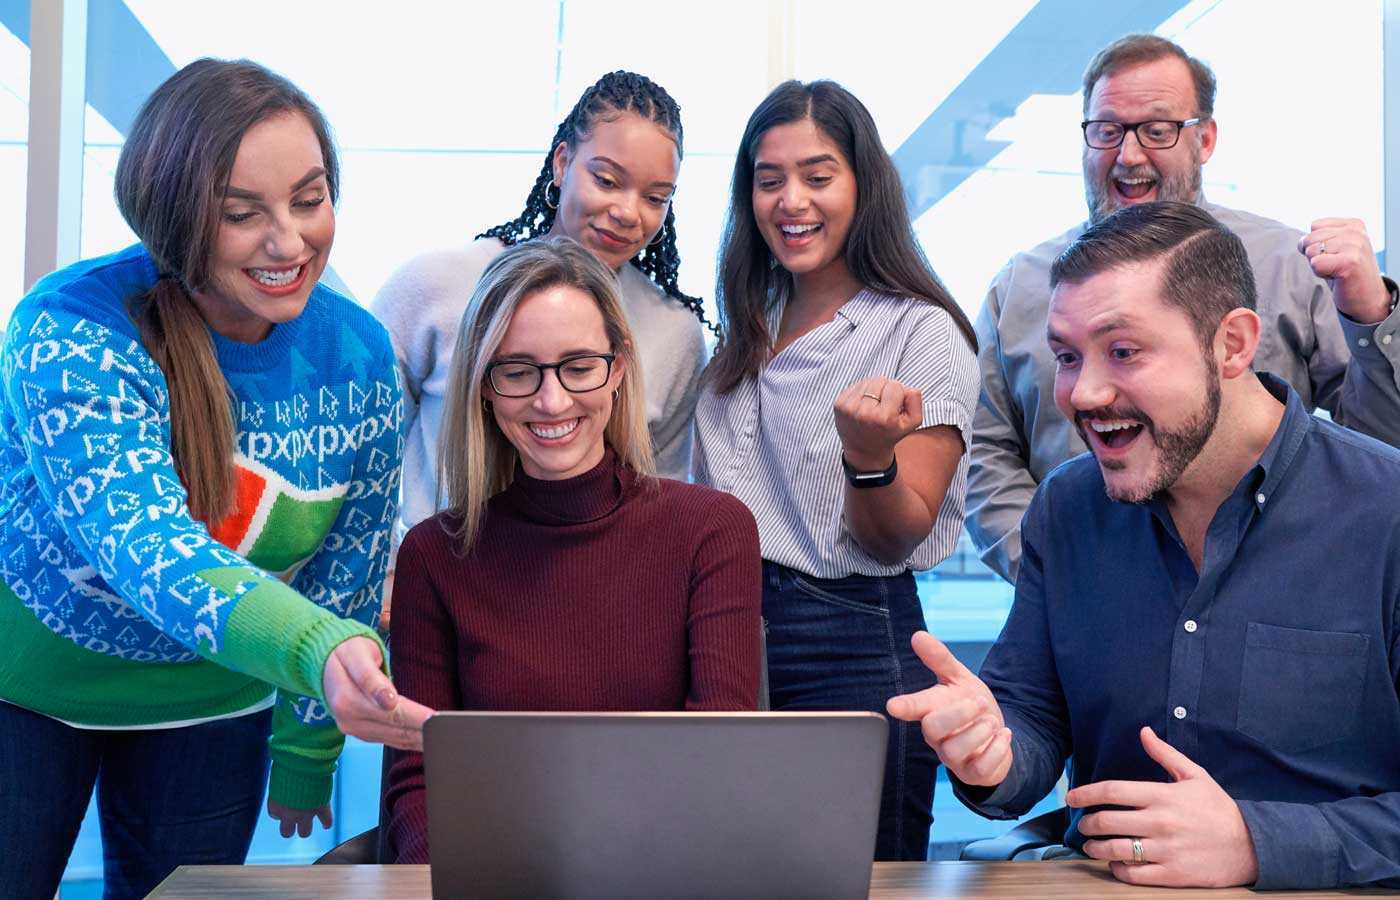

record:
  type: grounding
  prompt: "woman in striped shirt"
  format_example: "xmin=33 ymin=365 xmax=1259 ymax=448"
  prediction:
xmin=694 ymin=80 xmax=980 ymax=861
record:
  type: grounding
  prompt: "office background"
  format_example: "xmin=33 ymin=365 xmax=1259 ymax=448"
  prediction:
xmin=2 ymin=0 xmax=1397 ymax=893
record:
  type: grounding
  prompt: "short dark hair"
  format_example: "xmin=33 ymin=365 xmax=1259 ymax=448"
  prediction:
xmin=1050 ymin=201 xmax=1255 ymax=349
xmin=1082 ymin=34 xmax=1216 ymax=119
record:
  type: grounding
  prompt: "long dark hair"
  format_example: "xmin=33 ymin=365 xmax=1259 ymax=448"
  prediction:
xmin=477 ymin=70 xmax=711 ymax=332
xmin=115 ymin=58 xmax=340 ymax=523
xmin=708 ymin=80 xmax=977 ymax=394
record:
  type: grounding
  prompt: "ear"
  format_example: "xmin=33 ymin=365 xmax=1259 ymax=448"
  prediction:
xmin=1216 ymin=307 xmax=1260 ymax=379
xmin=609 ymin=347 xmax=628 ymax=390
xmin=550 ymin=142 xmax=569 ymax=190
xmin=1196 ymin=117 xmax=1218 ymax=166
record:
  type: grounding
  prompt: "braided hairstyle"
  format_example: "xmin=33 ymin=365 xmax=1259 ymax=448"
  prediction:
xmin=478 ymin=71 xmax=713 ymax=333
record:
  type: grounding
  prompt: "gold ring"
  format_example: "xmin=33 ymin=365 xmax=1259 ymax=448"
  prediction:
xmin=861 ymin=392 xmax=880 ymax=401
xmin=1131 ymin=838 xmax=1145 ymax=864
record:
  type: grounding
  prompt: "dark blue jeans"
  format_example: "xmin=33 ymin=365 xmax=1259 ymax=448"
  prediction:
xmin=0 ymin=702 xmax=272 ymax=900
xmin=762 ymin=561 xmax=937 ymax=861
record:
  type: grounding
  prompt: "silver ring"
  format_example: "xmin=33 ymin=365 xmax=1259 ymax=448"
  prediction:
xmin=1131 ymin=837 xmax=1145 ymax=864
xmin=1317 ymin=241 xmax=1327 ymax=254
xmin=861 ymin=392 xmax=880 ymax=401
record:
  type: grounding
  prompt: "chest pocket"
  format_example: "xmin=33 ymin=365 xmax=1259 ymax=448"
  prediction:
xmin=1236 ymin=622 xmax=1369 ymax=754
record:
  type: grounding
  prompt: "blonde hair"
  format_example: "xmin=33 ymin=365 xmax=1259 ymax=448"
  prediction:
xmin=438 ymin=236 xmax=654 ymax=551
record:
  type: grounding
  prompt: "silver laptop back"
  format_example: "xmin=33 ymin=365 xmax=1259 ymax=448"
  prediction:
xmin=423 ymin=711 xmax=887 ymax=899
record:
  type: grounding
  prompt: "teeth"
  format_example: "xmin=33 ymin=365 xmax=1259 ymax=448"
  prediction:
xmin=1089 ymin=420 xmax=1139 ymax=433
xmin=529 ymin=419 xmax=579 ymax=439
xmin=780 ymin=223 xmax=820 ymax=235
xmin=1117 ymin=178 xmax=1154 ymax=185
xmin=249 ymin=266 xmax=301 ymax=286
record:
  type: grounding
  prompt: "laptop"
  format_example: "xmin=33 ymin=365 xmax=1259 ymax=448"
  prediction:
xmin=423 ymin=711 xmax=887 ymax=899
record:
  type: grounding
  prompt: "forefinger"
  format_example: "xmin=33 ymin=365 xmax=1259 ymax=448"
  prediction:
xmin=1065 ymin=779 xmax=1169 ymax=809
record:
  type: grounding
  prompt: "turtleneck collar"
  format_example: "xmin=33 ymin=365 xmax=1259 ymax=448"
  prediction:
xmin=504 ymin=446 xmax=630 ymax=526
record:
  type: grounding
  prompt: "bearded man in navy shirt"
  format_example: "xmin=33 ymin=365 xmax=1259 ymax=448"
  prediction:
xmin=889 ymin=200 xmax=1400 ymax=890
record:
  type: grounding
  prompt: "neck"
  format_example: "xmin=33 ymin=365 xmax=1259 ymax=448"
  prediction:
xmin=1165 ymin=375 xmax=1284 ymax=539
xmin=790 ymin=257 xmax=863 ymax=315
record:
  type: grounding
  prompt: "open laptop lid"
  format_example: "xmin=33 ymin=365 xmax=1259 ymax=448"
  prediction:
xmin=424 ymin=711 xmax=887 ymax=900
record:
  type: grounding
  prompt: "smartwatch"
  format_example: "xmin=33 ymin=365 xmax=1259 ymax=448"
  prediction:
xmin=841 ymin=453 xmax=897 ymax=488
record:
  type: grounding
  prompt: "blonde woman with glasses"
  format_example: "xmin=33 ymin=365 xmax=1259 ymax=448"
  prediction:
xmin=381 ymin=237 xmax=760 ymax=864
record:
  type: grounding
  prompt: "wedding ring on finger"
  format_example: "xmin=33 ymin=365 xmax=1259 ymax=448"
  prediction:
xmin=1130 ymin=838 xmax=1145 ymax=865
xmin=861 ymin=392 xmax=881 ymax=402
xmin=1317 ymin=241 xmax=1327 ymax=254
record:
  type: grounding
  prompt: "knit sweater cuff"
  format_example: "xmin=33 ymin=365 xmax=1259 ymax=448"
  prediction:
xmin=206 ymin=566 xmax=385 ymax=700
xmin=268 ymin=761 xmax=335 ymax=811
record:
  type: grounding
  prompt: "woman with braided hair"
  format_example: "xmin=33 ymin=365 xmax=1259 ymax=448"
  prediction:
xmin=373 ymin=71 xmax=710 ymax=580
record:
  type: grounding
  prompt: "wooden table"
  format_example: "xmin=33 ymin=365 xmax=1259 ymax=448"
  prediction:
xmin=148 ymin=860 xmax=1397 ymax=898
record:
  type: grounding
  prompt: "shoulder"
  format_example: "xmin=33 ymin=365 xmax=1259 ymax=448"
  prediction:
xmin=983 ymin=220 xmax=1085 ymax=320
xmin=11 ymin=245 xmax=155 ymax=341
xmin=639 ymin=476 xmax=757 ymax=531
xmin=370 ymin=238 xmax=506 ymax=318
xmin=1202 ymin=202 xmax=1314 ymax=282
xmin=308 ymin=283 xmax=396 ymax=366
xmin=400 ymin=512 xmax=463 ymax=561
xmin=1303 ymin=416 xmax=1400 ymax=491
xmin=616 ymin=263 xmax=704 ymax=344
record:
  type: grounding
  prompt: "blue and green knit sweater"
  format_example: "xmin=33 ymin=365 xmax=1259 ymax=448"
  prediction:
xmin=0 ymin=244 xmax=402 ymax=809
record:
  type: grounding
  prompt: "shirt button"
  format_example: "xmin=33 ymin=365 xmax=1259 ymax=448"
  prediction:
xmin=1173 ymin=706 xmax=1187 ymax=720
xmin=1184 ymin=620 xmax=1198 ymax=633
xmin=1359 ymin=337 xmax=1371 ymax=347
xmin=1384 ymin=333 xmax=1394 ymax=346
xmin=1255 ymin=492 xmax=1266 ymax=504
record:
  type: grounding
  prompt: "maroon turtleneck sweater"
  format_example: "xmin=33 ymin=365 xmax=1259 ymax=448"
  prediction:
xmin=384 ymin=449 xmax=762 ymax=864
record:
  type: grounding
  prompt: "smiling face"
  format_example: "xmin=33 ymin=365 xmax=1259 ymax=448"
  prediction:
xmin=193 ymin=111 xmax=333 ymax=343
xmin=750 ymin=117 xmax=858 ymax=283
xmin=1082 ymin=56 xmax=1216 ymax=223
xmin=548 ymin=111 xmax=679 ymax=271
xmin=1048 ymin=259 xmax=1222 ymax=503
xmin=486 ymin=282 xmax=625 ymax=481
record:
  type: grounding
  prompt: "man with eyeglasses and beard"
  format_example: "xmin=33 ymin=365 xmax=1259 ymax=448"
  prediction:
xmin=890 ymin=201 xmax=1400 ymax=890
xmin=966 ymin=33 xmax=1400 ymax=585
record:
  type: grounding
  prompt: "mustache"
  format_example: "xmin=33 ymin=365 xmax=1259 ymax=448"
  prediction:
xmin=1108 ymin=164 xmax=1159 ymax=181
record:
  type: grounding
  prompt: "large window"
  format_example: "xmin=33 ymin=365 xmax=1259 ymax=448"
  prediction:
xmin=1 ymin=20 xmax=26 ymax=302
xmin=5 ymin=1 xmax=1391 ymax=891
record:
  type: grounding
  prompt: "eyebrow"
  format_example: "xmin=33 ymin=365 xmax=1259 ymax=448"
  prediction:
xmin=754 ymin=153 xmax=840 ymax=172
xmin=492 ymin=348 xmax=609 ymax=362
xmin=1046 ymin=317 xmax=1137 ymax=344
xmin=224 ymin=166 xmax=327 ymax=202
xmin=590 ymin=156 xmax=675 ymax=191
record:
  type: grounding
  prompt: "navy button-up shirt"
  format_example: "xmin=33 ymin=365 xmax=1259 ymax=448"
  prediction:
xmin=956 ymin=374 xmax=1400 ymax=890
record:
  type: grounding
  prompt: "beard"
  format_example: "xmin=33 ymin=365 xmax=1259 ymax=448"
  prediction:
xmin=1085 ymin=144 xmax=1204 ymax=224
xmin=1074 ymin=355 xmax=1222 ymax=504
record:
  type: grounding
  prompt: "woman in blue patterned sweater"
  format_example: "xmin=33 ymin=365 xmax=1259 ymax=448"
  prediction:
xmin=0 ymin=59 xmax=430 ymax=898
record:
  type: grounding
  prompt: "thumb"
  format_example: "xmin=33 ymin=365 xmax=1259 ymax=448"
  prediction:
xmin=336 ymin=637 xmax=397 ymax=710
xmin=910 ymin=631 xmax=972 ymax=685
xmin=1140 ymin=725 xmax=1203 ymax=781
xmin=901 ymin=387 xmax=924 ymax=427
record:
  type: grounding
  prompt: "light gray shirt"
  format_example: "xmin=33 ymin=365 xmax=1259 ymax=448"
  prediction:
xmin=371 ymin=238 xmax=706 ymax=548
xmin=967 ymin=201 xmax=1400 ymax=583
xmin=694 ymin=290 xmax=980 ymax=578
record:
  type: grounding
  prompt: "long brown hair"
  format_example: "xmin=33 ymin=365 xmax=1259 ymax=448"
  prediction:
xmin=114 ymin=58 xmax=340 ymax=522
xmin=708 ymin=80 xmax=976 ymax=394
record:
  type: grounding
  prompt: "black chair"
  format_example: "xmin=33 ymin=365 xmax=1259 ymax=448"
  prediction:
xmin=313 ymin=748 xmax=393 ymax=864
xmin=958 ymin=806 xmax=1070 ymax=861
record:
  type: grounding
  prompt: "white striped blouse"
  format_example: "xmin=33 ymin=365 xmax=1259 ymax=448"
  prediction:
xmin=694 ymin=289 xmax=980 ymax=579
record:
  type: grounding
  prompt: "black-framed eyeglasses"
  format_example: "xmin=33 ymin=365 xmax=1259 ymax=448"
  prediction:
xmin=485 ymin=354 xmax=616 ymax=398
xmin=1081 ymin=117 xmax=1205 ymax=150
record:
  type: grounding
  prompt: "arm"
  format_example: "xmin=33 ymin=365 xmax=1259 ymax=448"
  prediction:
xmin=1296 ymin=218 xmax=1400 ymax=447
xmin=838 ymin=308 xmax=979 ymax=565
xmin=265 ymin=345 xmax=405 ymax=811
xmin=684 ymin=495 xmax=762 ymax=711
xmin=1 ymin=297 xmax=375 ymax=694
xmin=648 ymin=316 xmax=706 ymax=481
xmin=384 ymin=528 xmax=463 ymax=865
xmin=965 ymin=273 xmax=1040 ymax=583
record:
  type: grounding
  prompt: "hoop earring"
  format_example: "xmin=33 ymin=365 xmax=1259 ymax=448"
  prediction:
xmin=544 ymin=180 xmax=560 ymax=210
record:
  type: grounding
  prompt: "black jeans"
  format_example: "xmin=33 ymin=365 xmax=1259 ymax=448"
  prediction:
xmin=762 ymin=560 xmax=937 ymax=861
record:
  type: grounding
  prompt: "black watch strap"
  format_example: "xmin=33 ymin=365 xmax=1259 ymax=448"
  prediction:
xmin=841 ymin=453 xmax=897 ymax=488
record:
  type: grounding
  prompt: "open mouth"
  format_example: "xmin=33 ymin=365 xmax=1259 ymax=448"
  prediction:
xmin=527 ymin=418 xmax=581 ymax=441
xmin=243 ymin=263 xmax=308 ymax=295
xmin=778 ymin=222 xmax=822 ymax=246
xmin=1113 ymin=177 xmax=1157 ymax=201
xmin=1086 ymin=418 xmax=1145 ymax=451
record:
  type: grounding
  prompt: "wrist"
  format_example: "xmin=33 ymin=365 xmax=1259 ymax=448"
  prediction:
xmin=841 ymin=448 xmax=896 ymax=472
xmin=841 ymin=452 xmax=898 ymax=489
